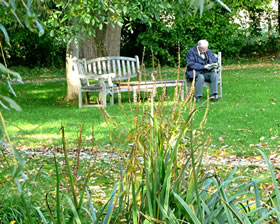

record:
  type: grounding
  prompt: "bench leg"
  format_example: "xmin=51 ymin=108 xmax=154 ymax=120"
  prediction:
xmin=184 ymin=81 xmax=188 ymax=98
xmin=85 ymin=92 xmax=90 ymax=105
xmin=110 ymin=90 xmax=114 ymax=105
xmin=78 ymin=91 xmax=83 ymax=108
xmin=117 ymin=88 xmax=122 ymax=105
xmin=181 ymin=85 xmax=184 ymax=100
xmin=100 ymin=91 xmax=106 ymax=107
xmin=218 ymin=83 xmax=222 ymax=98
xmin=153 ymin=87 xmax=157 ymax=98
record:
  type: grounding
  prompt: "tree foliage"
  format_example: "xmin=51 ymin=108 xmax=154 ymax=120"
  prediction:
xmin=0 ymin=0 xmax=44 ymax=38
xmin=43 ymin=0 xmax=229 ymax=43
xmin=0 ymin=0 xmax=45 ymax=111
xmin=1 ymin=0 xmax=278 ymax=67
xmin=0 ymin=0 xmax=233 ymax=67
xmin=122 ymin=0 xmax=279 ymax=65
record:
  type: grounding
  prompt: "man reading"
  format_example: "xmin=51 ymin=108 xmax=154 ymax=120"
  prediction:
xmin=186 ymin=40 xmax=219 ymax=102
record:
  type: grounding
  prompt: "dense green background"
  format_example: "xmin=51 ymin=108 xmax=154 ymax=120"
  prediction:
xmin=1 ymin=0 xmax=279 ymax=67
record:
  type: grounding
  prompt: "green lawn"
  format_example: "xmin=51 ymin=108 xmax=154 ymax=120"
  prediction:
xmin=2 ymin=63 xmax=280 ymax=156
xmin=201 ymin=65 xmax=280 ymax=156
xmin=1 ymin=63 xmax=280 ymax=223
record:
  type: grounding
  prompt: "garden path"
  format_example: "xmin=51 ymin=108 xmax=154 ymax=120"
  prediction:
xmin=5 ymin=145 xmax=280 ymax=168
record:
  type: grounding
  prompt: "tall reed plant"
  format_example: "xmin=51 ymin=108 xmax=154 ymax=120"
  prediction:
xmin=114 ymin=48 xmax=211 ymax=223
xmin=112 ymin=48 xmax=280 ymax=223
xmin=34 ymin=124 xmax=120 ymax=223
xmin=1 ymin=122 xmax=119 ymax=223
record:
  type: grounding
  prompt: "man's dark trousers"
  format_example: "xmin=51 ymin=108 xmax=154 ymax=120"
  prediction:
xmin=195 ymin=71 xmax=218 ymax=98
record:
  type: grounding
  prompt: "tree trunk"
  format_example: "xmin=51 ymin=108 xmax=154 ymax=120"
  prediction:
xmin=66 ymin=37 xmax=80 ymax=101
xmin=79 ymin=23 xmax=121 ymax=59
xmin=65 ymin=23 xmax=121 ymax=101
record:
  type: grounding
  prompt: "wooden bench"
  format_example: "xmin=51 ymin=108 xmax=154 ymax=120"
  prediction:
xmin=186 ymin=52 xmax=222 ymax=98
xmin=76 ymin=56 xmax=140 ymax=107
xmin=75 ymin=56 xmax=187 ymax=107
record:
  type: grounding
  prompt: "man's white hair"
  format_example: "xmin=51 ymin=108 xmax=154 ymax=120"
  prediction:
xmin=197 ymin=40 xmax=209 ymax=48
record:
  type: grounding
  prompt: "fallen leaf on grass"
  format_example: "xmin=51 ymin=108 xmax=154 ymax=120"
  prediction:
xmin=218 ymin=137 xmax=224 ymax=142
xmin=255 ymin=155 xmax=263 ymax=160
xmin=85 ymin=136 xmax=93 ymax=141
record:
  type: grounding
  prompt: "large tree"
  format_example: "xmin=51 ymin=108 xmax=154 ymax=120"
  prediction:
xmin=44 ymin=0 xmax=230 ymax=101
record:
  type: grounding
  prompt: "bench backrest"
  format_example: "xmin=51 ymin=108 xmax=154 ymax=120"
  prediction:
xmin=84 ymin=56 xmax=140 ymax=81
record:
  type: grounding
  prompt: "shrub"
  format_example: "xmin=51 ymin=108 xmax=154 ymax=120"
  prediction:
xmin=121 ymin=2 xmax=278 ymax=66
xmin=3 ymin=27 xmax=65 ymax=68
xmin=241 ymin=31 xmax=280 ymax=57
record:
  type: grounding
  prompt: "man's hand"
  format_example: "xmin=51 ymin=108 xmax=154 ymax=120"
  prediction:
xmin=205 ymin=63 xmax=218 ymax=70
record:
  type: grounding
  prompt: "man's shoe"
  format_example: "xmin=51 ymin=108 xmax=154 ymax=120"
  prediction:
xmin=195 ymin=96 xmax=201 ymax=102
xmin=210 ymin=95 xmax=218 ymax=102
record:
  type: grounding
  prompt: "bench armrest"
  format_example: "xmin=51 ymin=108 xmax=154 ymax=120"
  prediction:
xmin=79 ymin=73 xmax=116 ymax=86
xmin=98 ymin=73 xmax=116 ymax=86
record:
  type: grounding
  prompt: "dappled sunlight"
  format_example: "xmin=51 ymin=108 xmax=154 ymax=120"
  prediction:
xmin=2 ymin=63 xmax=280 ymax=153
xmin=26 ymin=88 xmax=59 ymax=95
xmin=7 ymin=119 xmax=114 ymax=147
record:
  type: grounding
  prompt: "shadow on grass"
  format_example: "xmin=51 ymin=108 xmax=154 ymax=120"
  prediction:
xmin=3 ymin=63 xmax=280 ymax=156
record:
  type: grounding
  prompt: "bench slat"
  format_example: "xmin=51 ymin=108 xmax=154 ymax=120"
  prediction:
xmin=122 ymin=60 xmax=126 ymax=77
xmin=107 ymin=60 xmax=112 ymax=73
xmin=112 ymin=60 xmax=116 ymax=74
xmin=93 ymin=62 xmax=97 ymax=75
xmin=127 ymin=60 xmax=131 ymax=75
xmin=102 ymin=60 xmax=107 ymax=74
xmin=117 ymin=60 xmax=121 ymax=77
xmin=132 ymin=61 xmax=136 ymax=74
xmin=97 ymin=61 xmax=102 ymax=75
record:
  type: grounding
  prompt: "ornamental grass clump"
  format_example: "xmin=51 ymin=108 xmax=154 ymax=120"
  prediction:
xmin=116 ymin=86 xmax=277 ymax=223
xmin=113 ymin=51 xmax=211 ymax=223
xmin=112 ymin=51 xmax=280 ymax=223
xmin=117 ymin=88 xmax=212 ymax=223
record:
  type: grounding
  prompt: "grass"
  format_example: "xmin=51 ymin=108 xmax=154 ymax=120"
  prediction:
xmin=2 ymin=62 xmax=280 ymax=157
xmin=0 ymin=146 xmax=121 ymax=222
xmin=2 ymin=61 xmax=280 ymax=223
xmin=200 ymin=65 xmax=280 ymax=156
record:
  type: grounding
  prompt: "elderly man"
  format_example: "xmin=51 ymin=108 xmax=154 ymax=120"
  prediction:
xmin=186 ymin=40 xmax=219 ymax=102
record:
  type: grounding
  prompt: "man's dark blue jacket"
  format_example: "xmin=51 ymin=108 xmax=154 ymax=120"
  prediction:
xmin=186 ymin=45 xmax=218 ymax=79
